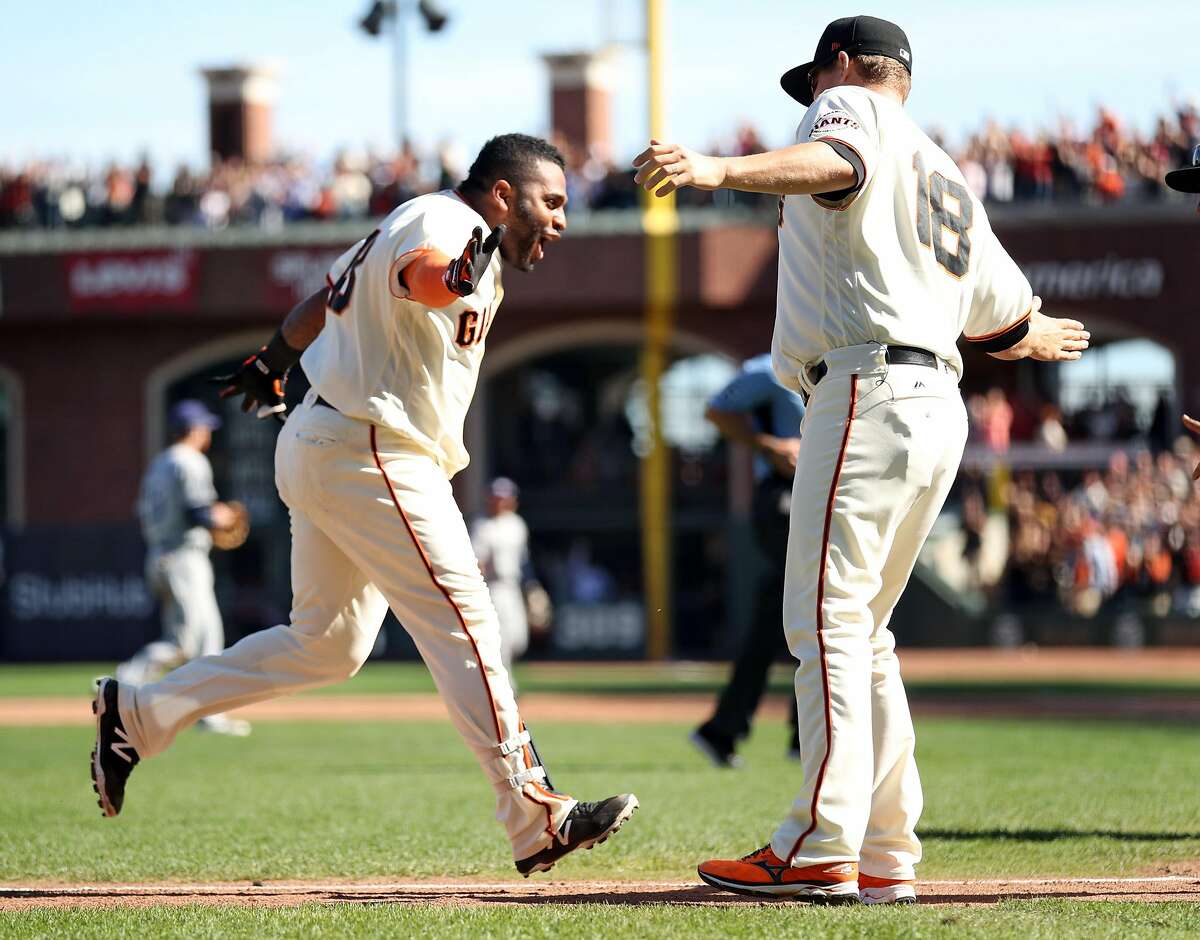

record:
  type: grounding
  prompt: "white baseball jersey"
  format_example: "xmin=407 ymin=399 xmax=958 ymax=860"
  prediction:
xmin=301 ymin=190 xmax=503 ymax=476
xmin=471 ymin=511 xmax=530 ymax=587
xmin=771 ymin=85 xmax=1033 ymax=389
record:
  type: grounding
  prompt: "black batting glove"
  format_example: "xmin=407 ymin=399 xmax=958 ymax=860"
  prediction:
xmin=210 ymin=330 xmax=301 ymax=422
xmin=444 ymin=224 xmax=506 ymax=297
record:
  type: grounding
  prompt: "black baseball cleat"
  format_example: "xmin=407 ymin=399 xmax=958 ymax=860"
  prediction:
xmin=515 ymin=793 xmax=639 ymax=877
xmin=90 ymin=678 xmax=139 ymax=817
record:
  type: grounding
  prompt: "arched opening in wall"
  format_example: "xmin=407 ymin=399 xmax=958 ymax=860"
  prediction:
xmin=145 ymin=331 xmax=303 ymax=646
xmin=958 ymin=319 xmax=1179 ymax=449
xmin=1057 ymin=337 xmax=1177 ymax=446
xmin=0 ymin=367 xmax=23 ymax=529
xmin=478 ymin=328 xmax=744 ymax=660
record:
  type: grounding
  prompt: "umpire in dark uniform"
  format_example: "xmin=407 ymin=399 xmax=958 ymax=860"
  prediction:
xmin=692 ymin=354 xmax=804 ymax=767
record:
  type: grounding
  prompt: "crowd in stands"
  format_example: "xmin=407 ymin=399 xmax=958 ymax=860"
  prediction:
xmin=957 ymin=385 xmax=1200 ymax=620
xmin=3 ymin=102 xmax=1198 ymax=231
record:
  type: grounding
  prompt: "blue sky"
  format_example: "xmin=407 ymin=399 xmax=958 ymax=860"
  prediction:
xmin=4 ymin=0 xmax=1199 ymax=171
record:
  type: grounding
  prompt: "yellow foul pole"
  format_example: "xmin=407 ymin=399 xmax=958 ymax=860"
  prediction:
xmin=640 ymin=0 xmax=677 ymax=660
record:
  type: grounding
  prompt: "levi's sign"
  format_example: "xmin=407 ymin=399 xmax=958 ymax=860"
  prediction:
xmin=66 ymin=249 xmax=198 ymax=313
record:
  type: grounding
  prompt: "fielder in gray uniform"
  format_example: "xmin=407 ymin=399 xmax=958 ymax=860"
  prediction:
xmin=117 ymin=400 xmax=249 ymax=737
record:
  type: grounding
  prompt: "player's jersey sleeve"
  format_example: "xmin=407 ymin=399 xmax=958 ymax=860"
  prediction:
xmin=709 ymin=361 xmax=777 ymax=413
xmin=325 ymin=206 xmax=470 ymax=311
xmin=961 ymin=206 xmax=1034 ymax=351
xmin=804 ymin=88 xmax=881 ymax=210
xmin=177 ymin=452 xmax=217 ymax=509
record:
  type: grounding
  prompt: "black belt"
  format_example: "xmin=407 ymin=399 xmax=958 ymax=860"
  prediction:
xmin=811 ymin=345 xmax=938 ymax=385
xmin=314 ymin=394 xmax=337 ymax=411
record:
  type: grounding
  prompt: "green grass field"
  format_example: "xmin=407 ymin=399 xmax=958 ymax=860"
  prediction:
xmin=1 ymin=662 xmax=1199 ymax=937
xmin=4 ymin=659 xmax=1200 ymax=698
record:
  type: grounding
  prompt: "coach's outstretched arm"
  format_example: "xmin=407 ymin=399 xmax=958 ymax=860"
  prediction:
xmin=986 ymin=298 xmax=1089 ymax=363
xmin=633 ymin=138 xmax=857 ymax=197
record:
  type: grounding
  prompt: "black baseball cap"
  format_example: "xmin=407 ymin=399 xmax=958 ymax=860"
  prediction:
xmin=781 ymin=15 xmax=913 ymax=106
xmin=1165 ymin=145 xmax=1200 ymax=194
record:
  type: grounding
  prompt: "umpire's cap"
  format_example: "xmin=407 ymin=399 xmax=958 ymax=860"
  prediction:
xmin=781 ymin=15 xmax=912 ymax=106
xmin=168 ymin=399 xmax=222 ymax=433
xmin=1165 ymin=145 xmax=1200 ymax=194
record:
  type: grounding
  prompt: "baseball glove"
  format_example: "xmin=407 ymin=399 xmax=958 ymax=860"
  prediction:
xmin=212 ymin=500 xmax=251 ymax=551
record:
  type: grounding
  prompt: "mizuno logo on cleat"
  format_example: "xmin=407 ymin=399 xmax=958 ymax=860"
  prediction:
xmin=757 ymin=862 xmax=790 ymax=883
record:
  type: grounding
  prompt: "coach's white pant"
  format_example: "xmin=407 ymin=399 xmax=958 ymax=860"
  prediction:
xmin=769 ymin=343 xmax=967 ymax=881
xmin=119 ymin=397 xmax=575 ymax=860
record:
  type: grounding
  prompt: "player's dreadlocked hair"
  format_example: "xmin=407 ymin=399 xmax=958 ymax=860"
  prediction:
xmin=459 ymin=134 xmax=566 ymax=196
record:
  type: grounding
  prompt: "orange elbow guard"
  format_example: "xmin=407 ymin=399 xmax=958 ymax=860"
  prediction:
xmin=399 ymin=249 xmax=457 ymax=307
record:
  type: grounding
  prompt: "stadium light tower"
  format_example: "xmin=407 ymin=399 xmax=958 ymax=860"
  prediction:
xmin=359 ymin=0 xmax=449 ymax=149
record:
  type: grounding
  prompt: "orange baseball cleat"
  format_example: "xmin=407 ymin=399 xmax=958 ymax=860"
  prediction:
xmin=697 ymin=845 xmax=860 ymax=901
xmin=859 ymin=873 xmax=917 ymax=905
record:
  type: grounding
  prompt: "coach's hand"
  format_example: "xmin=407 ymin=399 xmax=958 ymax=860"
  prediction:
xmin=993 ymin=298 xmax=1089 ymax=363
xmin=445 ymin=225 xmax=506 ymax=297
xmin=633 ymin=139 xmax=727 ymax=197
xmin=1024 ymin=307 xmax=1090 ymax=362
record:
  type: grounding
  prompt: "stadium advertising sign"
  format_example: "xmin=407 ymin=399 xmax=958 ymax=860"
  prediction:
xmin=1020 ymin=255 xmax=1164 ymax=301
xmin=264 ymin=248 xmax=342 ymax=307
xmin=0 ymin=524 xmax=156 ymax=660
xmin=65 ymin=249 xmax=199 ymax=314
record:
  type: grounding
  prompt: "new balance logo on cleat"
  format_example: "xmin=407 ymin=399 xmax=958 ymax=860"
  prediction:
xmin=110 ymin=727 xmax=137 ymax=764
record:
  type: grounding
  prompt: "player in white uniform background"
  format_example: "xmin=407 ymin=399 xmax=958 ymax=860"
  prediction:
xmin=92 ymin=134 xmax=638 ymax=876
xmin=471 ymin=477 xmax=536 ymax=672
xmin=636 ymin=15 xmax=1088 ymax=903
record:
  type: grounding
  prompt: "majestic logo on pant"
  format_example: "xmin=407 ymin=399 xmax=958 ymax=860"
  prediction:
xmin=110 ymin=727 xmax=136 ymax=764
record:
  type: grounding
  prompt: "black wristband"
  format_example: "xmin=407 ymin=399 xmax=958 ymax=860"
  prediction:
xmin=260 ymin=329 xmax=303 ymax=374
xmin=973 ymin=317 xmax=1030 ymax=353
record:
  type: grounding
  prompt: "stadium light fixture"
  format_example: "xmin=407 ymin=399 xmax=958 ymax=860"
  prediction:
xmin=358 ymin=1 xmax=452 ymax=147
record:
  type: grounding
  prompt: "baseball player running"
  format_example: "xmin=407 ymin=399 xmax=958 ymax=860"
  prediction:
xmin=691 ymin=354 xmax=802 ymax=768
xmin=117 ymin=400 xmax=249 ymax=737
xmin=635 ymin=15 xmax=1087 ymax=903
xmin=92 ymin=134 xmax=638 ymax=875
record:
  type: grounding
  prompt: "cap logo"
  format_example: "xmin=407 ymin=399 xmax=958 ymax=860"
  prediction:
xmin=830 ymin=41 xmax=840 ymax=50
xmin=899 ymin=48 xmax=911 ymax=62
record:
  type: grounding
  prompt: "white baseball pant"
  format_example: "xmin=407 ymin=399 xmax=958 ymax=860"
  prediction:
xmin=119 ymin=394 xmax=575 ymax=860
xmin=769 ymin=343 xmax=968 ymax=881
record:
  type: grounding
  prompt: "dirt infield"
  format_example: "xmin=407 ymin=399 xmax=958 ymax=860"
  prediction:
xmin=2 ymin=876 xmax=1198 ymax=910
xmin=4 ymin=687 xmax=1200 ymax=727
xmin=6 ymin=646 xmax=1200 ymax=727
